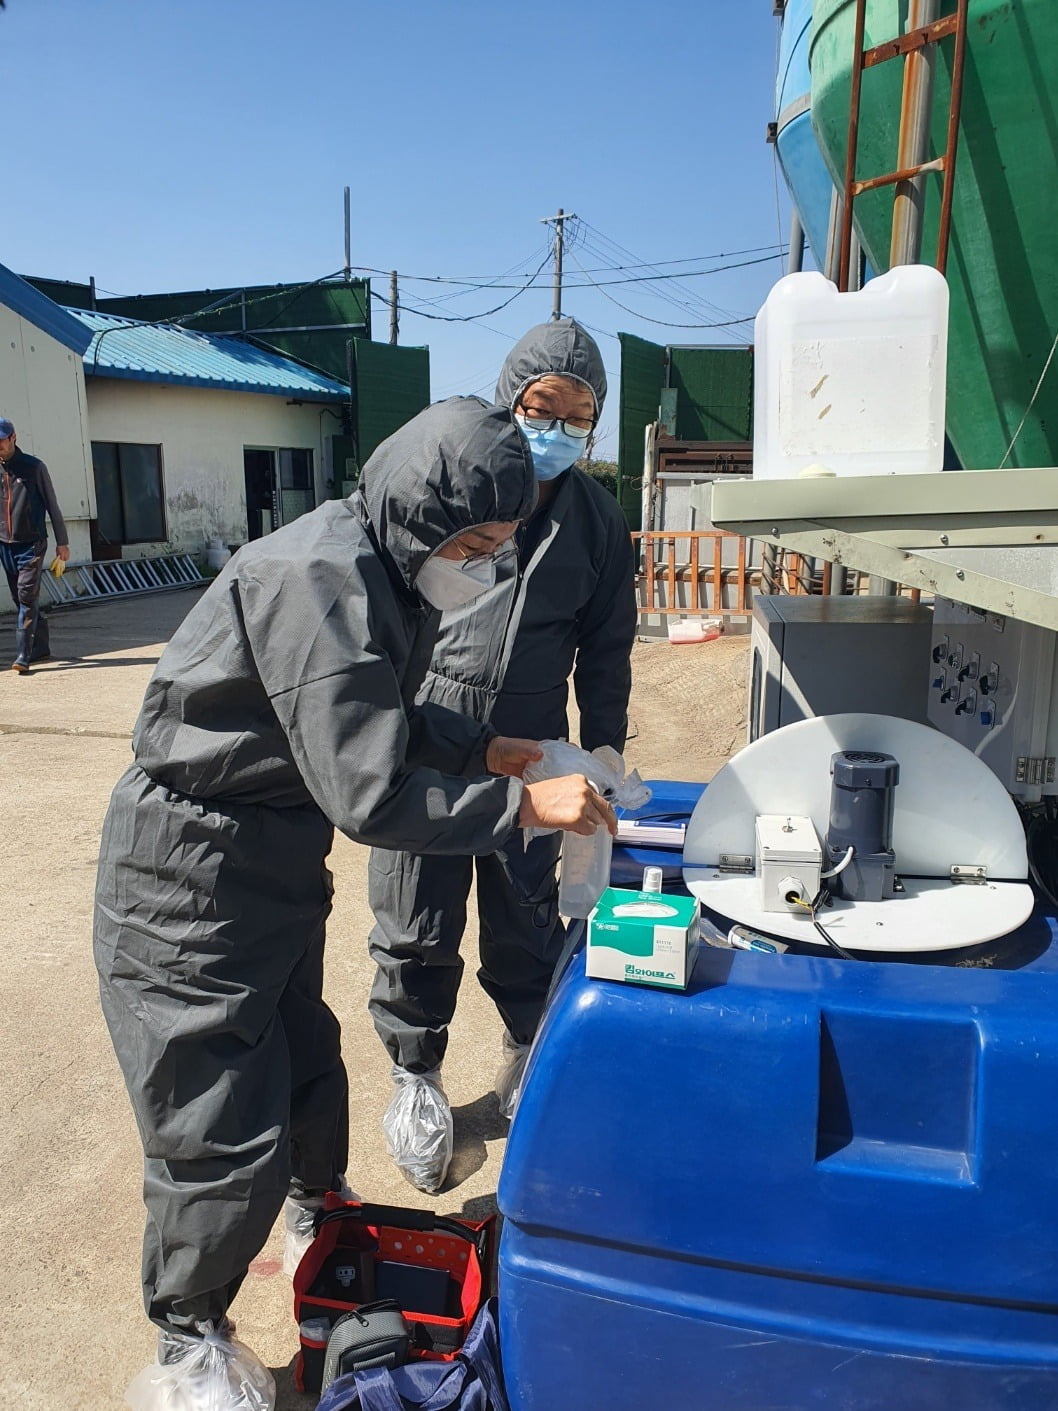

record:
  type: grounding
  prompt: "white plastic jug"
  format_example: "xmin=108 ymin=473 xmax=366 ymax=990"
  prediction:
xmin=753 ymin=266 xmax=949 ymax=480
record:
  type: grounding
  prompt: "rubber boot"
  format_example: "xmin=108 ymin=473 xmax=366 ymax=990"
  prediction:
xmin=29 ymin=609 xmax=51 ymax=663
xmin=11 ymin=627 xmax=30 ymax=674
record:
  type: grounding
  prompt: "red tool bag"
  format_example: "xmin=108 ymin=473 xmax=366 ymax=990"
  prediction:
xmin=293 ymin=1196 xmax=496 ymax=1396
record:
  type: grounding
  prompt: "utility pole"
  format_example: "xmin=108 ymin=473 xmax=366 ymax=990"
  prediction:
xmin=343 ymin=186 xmax=351 ymax=281
xmin=389 ymin=271 xmax=399 ymax=345
xmin=540 ymin=208 xmax=576 ymax=320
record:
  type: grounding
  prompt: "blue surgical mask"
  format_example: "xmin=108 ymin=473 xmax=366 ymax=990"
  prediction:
xmin=515 ymin=416 xmax=585 ymax=481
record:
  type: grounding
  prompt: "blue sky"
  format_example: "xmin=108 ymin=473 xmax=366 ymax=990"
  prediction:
xmin=4 ymin=0 xmax=791 ymax=457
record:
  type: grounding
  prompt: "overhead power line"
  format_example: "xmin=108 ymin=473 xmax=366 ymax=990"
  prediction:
xmin=572 ymin=218 xmax=755 ymax=334
xmin=372 ymin=251 xmax=552 ymax=324
xmin=345 ymin=246 xmax=786 ymax=291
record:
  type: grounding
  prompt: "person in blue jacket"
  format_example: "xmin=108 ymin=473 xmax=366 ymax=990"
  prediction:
xmin=368 ymin=321 xmax=637 ymax=1191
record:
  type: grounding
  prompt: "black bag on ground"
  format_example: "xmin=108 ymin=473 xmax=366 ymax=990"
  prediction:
xmin=321 ymin=1301 xmax=411 ymax=1392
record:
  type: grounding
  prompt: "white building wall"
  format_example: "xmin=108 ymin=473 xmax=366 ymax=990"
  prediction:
xmin=84 ymin=379 xmax=337 ymax=558
xmin=0 ymin=303 xmax=95 ymax=564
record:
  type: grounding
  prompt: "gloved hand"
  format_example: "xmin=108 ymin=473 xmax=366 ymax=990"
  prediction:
xmin=49 ymin=557 xmax=65 ymax=578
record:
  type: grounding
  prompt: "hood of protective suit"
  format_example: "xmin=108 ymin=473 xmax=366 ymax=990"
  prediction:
xmin=357 ymin=396 xmax=536 ymax=591
xmin=494 ymin=318 xmax=607 ymax=418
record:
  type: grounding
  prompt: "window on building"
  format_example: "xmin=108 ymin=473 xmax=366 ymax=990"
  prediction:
xmin=92 ymin=442 xmax=166 ymax=545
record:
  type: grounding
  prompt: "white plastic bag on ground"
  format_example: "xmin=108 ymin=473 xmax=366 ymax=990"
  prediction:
xmin=127 ymin=1325 xmax=275 ymax=1411
xmin=382 ymin=1065 xmax=454 ymax=1193
xmin=494 ymin=1031 xmax=531 ymax=1121
xmin=282 ymin=1174 xmax=358 ymax=1277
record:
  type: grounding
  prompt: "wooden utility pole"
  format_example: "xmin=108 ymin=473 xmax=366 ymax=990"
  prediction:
xmin=540 ymin=209 xmax=576 ymax=319
xmin=389 ymin=271 xmax=399 ymax=345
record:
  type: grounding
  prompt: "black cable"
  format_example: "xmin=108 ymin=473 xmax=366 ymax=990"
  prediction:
xmin=566 ymin=246 xmax=757 ymax=331
xmin=1025 ymin=809 xmax=1058 ymax=910
xmin=374 ymin=252 xmax=551 ymax=324
xmin=573 ymin=219 xmax=759 ymax=326
xmin=567 ymin=220 xmax=757 ymax=336
xmin=345 ymin=244 xmax=787 ymax=288
xmin=807 ymin=886 xmax=860 ymax=962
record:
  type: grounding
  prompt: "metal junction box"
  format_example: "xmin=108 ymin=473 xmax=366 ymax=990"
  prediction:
xmin=755 ymin=813 xmax=822 ymax=912
xmin=749 ymin=595 xmax=933 ymax=742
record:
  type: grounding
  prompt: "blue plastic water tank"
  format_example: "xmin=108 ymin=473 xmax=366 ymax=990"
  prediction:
xmin=499 ymin=888 xmax=1058 ymax=1407
xmin=776 ymin=0 xmax=838 ymax=267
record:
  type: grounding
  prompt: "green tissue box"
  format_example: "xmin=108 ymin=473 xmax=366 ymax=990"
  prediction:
xmin=586 ymin=887 xmax=700 ymax=990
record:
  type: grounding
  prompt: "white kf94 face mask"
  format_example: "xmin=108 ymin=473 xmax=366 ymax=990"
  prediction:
xmin=415 ymin=551 xmax=498 ymax=611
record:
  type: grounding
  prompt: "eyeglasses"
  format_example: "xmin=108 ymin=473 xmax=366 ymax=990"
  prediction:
xmin=517 ymin=414 xmax=594 ymax=441
xmin=452 ymin=539 xmax=518 ymax=571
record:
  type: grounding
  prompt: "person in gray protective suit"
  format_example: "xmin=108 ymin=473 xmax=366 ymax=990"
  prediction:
xmin=368 ymin=320 xmax=636 ymax=1192
xmin=93 ymin=396 xmax=615 ymax=1407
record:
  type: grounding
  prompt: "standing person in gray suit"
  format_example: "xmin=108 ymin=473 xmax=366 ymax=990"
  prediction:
xmin=369 ymin=320 xmax=637 ymax=1192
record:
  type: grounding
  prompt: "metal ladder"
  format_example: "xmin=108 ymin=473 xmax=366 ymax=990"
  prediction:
xmin=837 ymin=0 xmax=970 ymax=290
xmin=39 ymin=552 xmax=205 ymax=608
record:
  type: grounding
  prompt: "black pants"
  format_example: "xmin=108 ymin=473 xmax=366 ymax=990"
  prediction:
xmin=367 ymin=832 xmax=566 ymax=1073
xmin=0 ymin=538 xmax=47 ymax=659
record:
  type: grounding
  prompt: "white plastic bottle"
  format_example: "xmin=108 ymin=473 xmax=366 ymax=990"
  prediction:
xmin=559 ymin=824 xmax=613 ymax=919
xmin=642 ymin=865 xmax=664 ymax=894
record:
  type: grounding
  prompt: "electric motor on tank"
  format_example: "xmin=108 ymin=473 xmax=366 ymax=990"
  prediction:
xmin=825 ymin=751 xmax=900 ymax=902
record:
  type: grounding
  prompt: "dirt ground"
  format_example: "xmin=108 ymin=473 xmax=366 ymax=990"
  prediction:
xmin=0 ymin=592 xmax=748 ymax=1409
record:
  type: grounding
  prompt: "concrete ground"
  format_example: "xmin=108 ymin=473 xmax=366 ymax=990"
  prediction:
xmin=0 ymin=592 xmax=749 ymax=1409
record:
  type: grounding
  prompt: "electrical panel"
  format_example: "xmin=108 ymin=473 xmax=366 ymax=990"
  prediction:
xmin=928 ymin=597 xmax=1058 ymax=802
xmin=749 ymin=595 xmax=933 ymax=743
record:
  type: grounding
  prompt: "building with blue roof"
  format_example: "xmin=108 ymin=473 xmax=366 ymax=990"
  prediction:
xmin=0 ymin=258 xmax=358 ymax=596
xmin=67 ymin=307 xmax=351 ymax=554
xmin=0 ymin=263 xmax=98 ymax=573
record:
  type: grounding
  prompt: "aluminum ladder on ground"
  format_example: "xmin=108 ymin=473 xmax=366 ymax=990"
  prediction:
xmin=39 ymin=552 xmax=205 ymax=608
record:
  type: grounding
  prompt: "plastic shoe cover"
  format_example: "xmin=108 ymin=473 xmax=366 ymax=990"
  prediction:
xmin=127 ymin=1323 xmax=275 ymax=1411
xmin=382 ymin=1065 xmax=454 ymax=1193
xmin=495 ymin=1031 xmax=532 ymax=1120
xmin=282 ymin=1174 xmax=357 ymax=1277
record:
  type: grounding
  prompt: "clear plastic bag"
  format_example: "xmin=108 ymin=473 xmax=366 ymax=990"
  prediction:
xmin=523 ymin=743 xmax=652 ymax=916
xmin=381 ymin=1065 xmax=454 ymax=1194
xmin=522 ymin=743 xmax=651 ymax=839
xmin=127 ymin=1324 xmax=275 ymax=1411
xmin=494 ymin=1031 xmax=532 ymax=1121
xmin=282 ymin=1174 xmax=358 ymax=1277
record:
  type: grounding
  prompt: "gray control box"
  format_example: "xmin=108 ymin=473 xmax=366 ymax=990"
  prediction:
xmin=749 ymin=595 xmax=933 ymax=743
